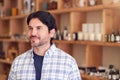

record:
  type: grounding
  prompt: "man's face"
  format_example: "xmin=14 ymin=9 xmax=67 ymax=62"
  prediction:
xmin=27 ymin=18 xmax=55 ymax=47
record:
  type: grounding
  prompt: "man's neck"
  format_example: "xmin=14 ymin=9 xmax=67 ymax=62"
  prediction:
xmin=33 ymin=44 xmax=51 ymax=56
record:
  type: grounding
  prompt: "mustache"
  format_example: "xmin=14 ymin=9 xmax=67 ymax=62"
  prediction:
xmin=30 ymin=36 xmax=37 ymax=38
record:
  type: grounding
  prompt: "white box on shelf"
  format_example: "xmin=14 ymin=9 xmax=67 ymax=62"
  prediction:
xmin=95 ymin=33 xmax=102 ymax=41
xmin=82 ymin=23 xmax=88 ymax=33
xmin=94 ymin=23 xmax=101 ymax=34
xmin=83 ymin=32 xmax=89 ymax=41
xmin=88 ymin=23 xmax=94 ymax=33
xmin=89 ymin=33 xmax=95 ymax=41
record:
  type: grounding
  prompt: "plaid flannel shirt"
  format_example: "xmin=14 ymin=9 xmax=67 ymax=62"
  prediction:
xmin=8 ymin=44 xmax=82 ymax=80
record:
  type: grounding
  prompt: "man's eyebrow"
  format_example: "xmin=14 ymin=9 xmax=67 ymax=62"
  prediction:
xmin=36 ymin=25 xmax=43 ymax=27
xmin=28 ymin=25 xmax=43 ymax=28
xmin=28 ymin=25 xmax=32 ymax=27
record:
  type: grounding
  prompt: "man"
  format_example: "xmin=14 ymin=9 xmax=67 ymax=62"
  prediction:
xmin=8 ymin=11 xmax=82 ymax=80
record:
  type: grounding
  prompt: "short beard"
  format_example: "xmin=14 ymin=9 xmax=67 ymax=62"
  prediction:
xmin=31 ymin=42 xmax=42 ymax=47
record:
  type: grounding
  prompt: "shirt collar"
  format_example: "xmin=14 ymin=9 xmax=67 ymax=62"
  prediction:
xmin=44 ymin=43 xmax=57 ymax=56
xmin=30 ymin=43 xmax=57 ymax=57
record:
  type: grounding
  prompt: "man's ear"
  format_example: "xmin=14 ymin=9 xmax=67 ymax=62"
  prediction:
xmin=50 ymin=29 xmax=56 ymax=38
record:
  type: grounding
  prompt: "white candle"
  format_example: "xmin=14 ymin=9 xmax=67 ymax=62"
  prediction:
xmin=78 ymin=32 xmax=83 ymax=40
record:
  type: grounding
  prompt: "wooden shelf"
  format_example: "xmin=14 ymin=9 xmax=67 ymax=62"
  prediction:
xmin=0 ymin=39 xmax=29 ymax=42
xmin=49 ymin=3 xmax=120 ymax=14
xmin=48 ymin=5 xmax=103 ymax=14
xmin=0 ymin=15 xmax=28 ymax=20
xmin=0 ymin=59 xmax=12 ymax=64
xmin=82 ymin=74 xmax=109 ymax=80
xmin=104 ymin=2 xmax=120 ymax=9
xmin=53 ymin=40 xmax=120 ymax=47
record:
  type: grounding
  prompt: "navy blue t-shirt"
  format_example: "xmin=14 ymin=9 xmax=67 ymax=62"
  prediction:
xmin=33 ymin=51 xmax=44 ymax=80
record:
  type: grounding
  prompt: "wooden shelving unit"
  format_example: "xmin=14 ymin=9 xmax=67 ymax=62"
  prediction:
xmin=82 ymin=74 xmax=109 ymax=80
xmin=0 ymin=15 xmax=28 ymax=20
xmin=0 ymin=1 xmax=32 ymax=78
xmin=0 ymin=0 xmax=120 ymax=80
xmin=0 ymin=38 xmax=29 ymax=42
xmin=0 ymin=59 xmax=12 ymax=65
xmin=54 ymin=40 xmax=120 ymax=46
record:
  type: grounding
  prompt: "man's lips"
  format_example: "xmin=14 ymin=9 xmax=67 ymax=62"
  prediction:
xmin=30 ymin=36 xmax=38 ymax=40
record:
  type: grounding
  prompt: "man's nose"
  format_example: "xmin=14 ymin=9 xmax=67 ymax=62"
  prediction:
xmin=31 ymin=29 xmax=37 ymax=35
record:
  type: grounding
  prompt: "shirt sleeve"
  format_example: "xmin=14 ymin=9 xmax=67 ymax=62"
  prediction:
xmin=68 ymin=59 xmax=82 ymax=80
xmin=8 ymin=61 xmax=16 ymax=80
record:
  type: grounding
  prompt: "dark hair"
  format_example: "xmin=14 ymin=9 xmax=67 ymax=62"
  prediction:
xmin=27 ymin=11 xmax=57 ymax=44
xmin=27 ymin=11 xmax=57 ymax=31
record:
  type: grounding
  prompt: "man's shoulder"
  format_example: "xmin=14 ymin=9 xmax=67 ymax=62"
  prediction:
xmin=14 ymin=49 xmax=32 ymax=61
xmin=54 ymin=47 xmax=76 ymax=62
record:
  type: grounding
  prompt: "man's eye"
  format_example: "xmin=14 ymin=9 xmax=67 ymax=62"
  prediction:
xmin=29 ymin=27 xmax=33 ymax=30
xmin=37 ymin=26 xmax=41 ymax=30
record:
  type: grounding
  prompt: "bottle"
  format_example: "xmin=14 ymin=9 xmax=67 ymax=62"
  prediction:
xmin=55 ymin=30 xmax=62 ymax=40
xmin=58 ymin=30 xmax=62 ymax=40
xmin=108 ymin=70 xmax=113 ymax=80
xmin=111 ymin=30 xmax=116 ymax=42
xmin=63 ymin=26 xmax=68 ymax=40
xmin=73 ymin=32 xmax=78 ymax=40
xmin=89 ymin=0 xmax=96 ymax=6
xmin=78 ymin=0 xmax=85 ymax=7
xmin=116 ymin=69 xmax=120 ymax=80
xmin=108 ymin=65 xmax=114 ymax=80
xmin=115 ymin=30 xmax=120 ymax=42
xmin=112 ymin=70 xmax=117 ymax=80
